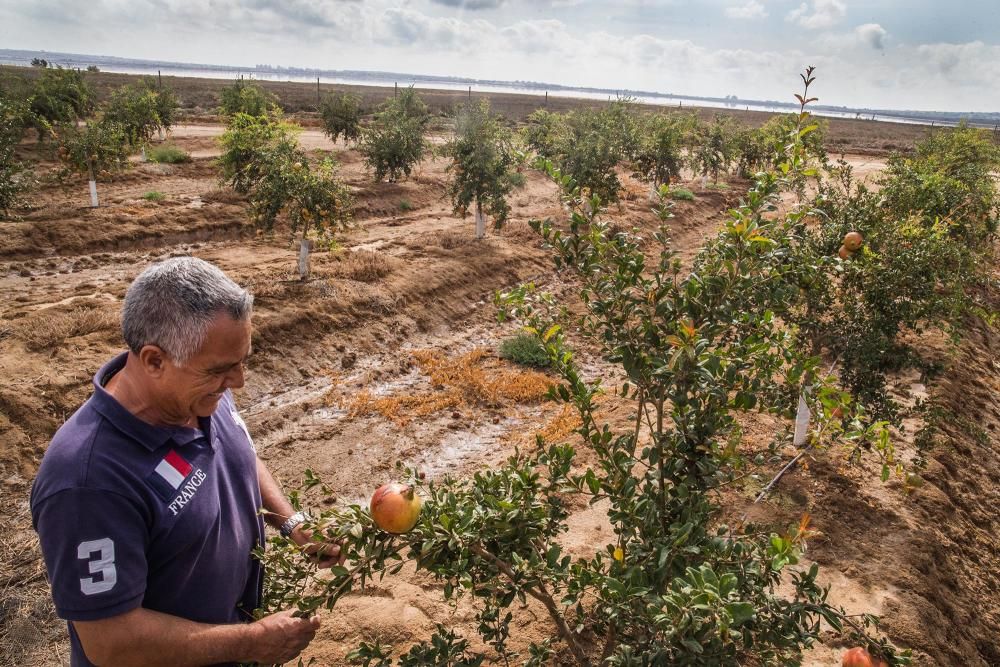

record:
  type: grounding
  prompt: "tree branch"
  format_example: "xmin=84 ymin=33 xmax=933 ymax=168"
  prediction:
xmin=470 ymin=544 xmax=591 ymax=667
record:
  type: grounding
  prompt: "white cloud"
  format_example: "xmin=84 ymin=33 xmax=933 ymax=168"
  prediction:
xmin=787 ymin=0 xmax=846 ymax=29
xmin=725 ymin=0 xmax=767 ymax=20
xmin=854 ymin=23 xmax=887 ymax=51
xmin=429 ymin=0 xmax=508 ymax=9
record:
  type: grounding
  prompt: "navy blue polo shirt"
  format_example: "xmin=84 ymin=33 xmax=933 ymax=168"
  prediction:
xmin=30 ymin=353 xmax=265 ymax=667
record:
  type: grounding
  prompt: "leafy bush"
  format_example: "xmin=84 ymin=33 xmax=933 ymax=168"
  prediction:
xmin=142 ymin=190 xmax=165 ymax=201
xmin=360 ymin=87 xmax=429 ymax=182
xmin=147 ymin=144 xmax=191 ymax=164
xmin=247 ymin=155 xmax=353 ymax=236
xmin=28 ymin=68 xmax=95 ymax=139
xmin=218 ymin=112 xmax=300 ymax=194
xmin=793 ymin=128 xmax=999 ymax=419
xmin=398 ymin=199 xmax=413 ymax=212
xmin=879 ymin=124 xmax=999 ymax=243
xmin=321 ymin=92 xmax=363 ymax=144
xmin=632 ymin=113 xmax=685 ymax=187
xmin=733 ymin=125 xmax=771 ymax=178
xmin=218 ymin=80 xmax=277 ymax=117
xmin=0 ymin=96 xmax=34 ymax=218
xmin=670 ymin=186 xmax=695 ymax=201
xmin=219 ymin=109 xmax=353 ymax=278
xmin=57 ymin=120 xmax=130 ymax=205
xmin=689 ymin=115 xmax=736 ymax=183
xmin=498 ymin=332 xmax=550 ymax=368
xmin=444 ymin=99 xmax=519 ymax=237
xmin=521 ymin=108 xmax=564 ymax=158
xmin=103 ymin=83 xmax=174 ymax=147
xmin=555 ymin=108 xmax=625 ymax=203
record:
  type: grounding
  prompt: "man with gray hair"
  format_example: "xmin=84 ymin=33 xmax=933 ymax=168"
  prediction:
xmin=31 ymin=257 xmax=335 ymax=666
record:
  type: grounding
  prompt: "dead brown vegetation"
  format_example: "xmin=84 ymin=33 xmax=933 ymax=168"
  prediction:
xmin=346 ymin=348 xmax=552 ymax=426
xmin=14 ymin=305 xmax=119 ymax=351
xmin=331 ymin=249 xmax=394 ymax=282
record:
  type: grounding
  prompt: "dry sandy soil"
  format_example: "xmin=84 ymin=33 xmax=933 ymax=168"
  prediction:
xmin=1 ymin=101 xmax=998 ymax=667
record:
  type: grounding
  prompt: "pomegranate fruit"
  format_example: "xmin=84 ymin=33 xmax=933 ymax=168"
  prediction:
xmin=843 ymin=231 xmax=864 ymax=251
xmin=370 ymin=482 xmax=422 ymax=534
xmin=842 ymin=647 xmax=888 ymax=667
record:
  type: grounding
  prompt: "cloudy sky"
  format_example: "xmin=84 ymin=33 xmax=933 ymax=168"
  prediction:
xmin=2 ymin=0 xmax=999 ymax=112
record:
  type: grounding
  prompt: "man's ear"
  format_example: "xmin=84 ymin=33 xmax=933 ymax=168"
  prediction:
xmin=137 ymin=345 xmax=168 ymax=378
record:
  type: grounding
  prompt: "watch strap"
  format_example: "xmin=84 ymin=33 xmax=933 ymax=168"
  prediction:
xmin=279 ymin=510 xmax=309 ymax=537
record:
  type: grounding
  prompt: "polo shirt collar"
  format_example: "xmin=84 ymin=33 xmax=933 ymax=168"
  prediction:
xmin=91 ymin=352 xmax=213 ymax=451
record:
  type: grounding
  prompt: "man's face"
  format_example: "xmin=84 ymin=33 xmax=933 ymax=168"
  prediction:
xmin=156 ymin=314 xmax=252 ymax=422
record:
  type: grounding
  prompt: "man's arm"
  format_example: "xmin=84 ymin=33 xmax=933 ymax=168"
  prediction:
xmin=257 ymin=456 xmax=297 ymax=530
xmin=256 ymin=457 xmax=344 ymax=566
xmin=73 ymin=606 xmax=319 ymax=667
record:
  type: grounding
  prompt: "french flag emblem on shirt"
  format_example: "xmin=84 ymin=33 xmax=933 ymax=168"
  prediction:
xmin=147 ymin=449 xmax=193 ymax=501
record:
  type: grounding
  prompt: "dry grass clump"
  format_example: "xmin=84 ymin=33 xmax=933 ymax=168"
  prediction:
xmin=348 ymin=348 xmax=552 ymax=426
xmin=534 ymin=404 xmax=583 ymax=444
xmin=434 ymin=230 xmax=471 ymax=250
xmin=16 ymin=305 xmax=119 ymax=351
xmin=500 ymin=221 xmax=539 ymax=245
xmin=201 ymin=188 xmax=246 ymax=205
xmin=333 ymin=250 xmax=393 ymax=282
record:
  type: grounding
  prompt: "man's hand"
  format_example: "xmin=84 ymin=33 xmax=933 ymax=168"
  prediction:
xmin=245 ymin=610 xmax=321 ymax=665
xmin=290 ymin=525 xmax=347 ymax=568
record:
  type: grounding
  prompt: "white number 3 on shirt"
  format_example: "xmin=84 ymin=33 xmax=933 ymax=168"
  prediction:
xmin=77 ymin=538 xmax=117 ymax=595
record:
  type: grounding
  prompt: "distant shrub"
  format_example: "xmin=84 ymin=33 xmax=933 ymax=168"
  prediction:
xmin=508 ymin=170 xmax=526 ymax=189
xmin=148 ymin=144 xmax=191 ymax=164
xmin=86 ymin=65 xmax=100 ymax=73
xmin=219 ymin=80 xmax=277 ymax=117
xmin=521 ymin=109 xmax=564 ymax=158
xmin=29 ymin=68 xmax=95 ymax=139
xmin=670 ymin=186 xmax=695 ymax=201
xmin=398 ymin=199 xmax=414 ymax=212
xmin=143 ymin=190 xmax=165 ymax=201
xmin=360 ymin=87 xmax=428 ymax=182
xmin=498 ymin=333 xmax=550 ymax=368
xmin=321 ymin=92 xmax=363 ymax=144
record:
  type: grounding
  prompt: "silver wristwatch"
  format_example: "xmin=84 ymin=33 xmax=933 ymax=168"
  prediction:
xmin=279 ymin=511 xmax=309 ymax=537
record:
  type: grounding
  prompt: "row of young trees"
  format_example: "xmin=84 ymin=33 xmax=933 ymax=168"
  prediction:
xmin=218 ymin=82 xmax=521 ymax=274
xmin=524 ymin=101 xmax=827 ymax=203
xmin=0 ymin=67 xmax=179 ymax=214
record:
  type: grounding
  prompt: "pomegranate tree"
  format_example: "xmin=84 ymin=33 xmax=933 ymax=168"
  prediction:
xmin=258 ymin=69 xmax=910 ymax=667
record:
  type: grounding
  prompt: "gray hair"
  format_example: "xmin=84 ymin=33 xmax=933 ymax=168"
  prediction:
xmin=122 ymin=257 xmax=253 ymax=365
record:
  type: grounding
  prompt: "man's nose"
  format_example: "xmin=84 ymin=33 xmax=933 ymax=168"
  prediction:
xmin=225 ymin=363 xmax=246 ymax=390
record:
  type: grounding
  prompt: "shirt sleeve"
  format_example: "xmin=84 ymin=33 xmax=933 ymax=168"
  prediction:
xmin=34 ymin=487 xmax=149 ymax=621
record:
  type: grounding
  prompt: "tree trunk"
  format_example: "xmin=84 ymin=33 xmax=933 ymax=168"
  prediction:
xmin=140 ymin=146 xmax=147 ymax=163
xmin=475 ymin=202 xmax=485 ymax=240
xmin=87 ymin=161 xmax=99 ymax=208
xmin=298 ymin=237 xmax=310 ymax=281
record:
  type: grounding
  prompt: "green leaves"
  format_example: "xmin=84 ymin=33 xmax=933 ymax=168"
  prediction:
xmin=258 ymin=68 xmax=915 ymax=667
xmin=320 ymin=92 xmax=363 ymax=144
xmin=444 ymin=99 xmax=518 ymax=230
xmin=360 ymin=86 xmax=429 ymax=183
